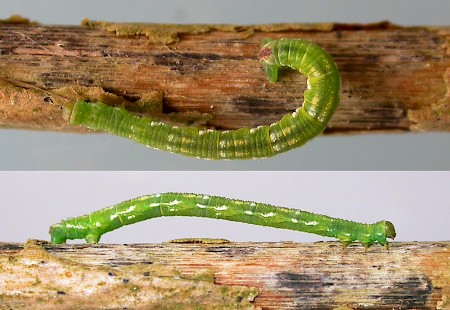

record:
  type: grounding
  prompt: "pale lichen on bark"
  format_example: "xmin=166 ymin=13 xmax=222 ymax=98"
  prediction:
xmin=0 ymin=239 xmax=258 ymax=309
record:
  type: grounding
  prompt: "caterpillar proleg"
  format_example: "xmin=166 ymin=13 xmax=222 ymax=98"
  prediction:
xmin=65 ymin=38 xmax=340 ymax=159
xmin=49 ymin=193 xmax=395 ymax=248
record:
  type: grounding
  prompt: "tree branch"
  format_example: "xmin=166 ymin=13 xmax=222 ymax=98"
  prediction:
xmin=1 ymin=240 xmax=449 ymax=309
xmin=0 ymin=18 xmax=448 ymax=134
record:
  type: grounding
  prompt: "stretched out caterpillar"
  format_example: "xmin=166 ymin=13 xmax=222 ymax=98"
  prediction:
xmin=65 ymin=38 xmax=340 ymax=159
xmin=49 ymin=193 xmax=395 ymax=248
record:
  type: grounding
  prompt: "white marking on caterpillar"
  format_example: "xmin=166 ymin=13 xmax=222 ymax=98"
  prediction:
xmin=110 ymin=205 xmax=136 ymax=220
xmin=65 ymin=223 xmax=85 ymax=229
xmin=305 ymin=221 xmax=318 ymax=226
xmin=261 ymin=212 xmax=275 ymax=218
xmin=123 ymin=205 xmax=135 ymax=213
xmin=269 ymin=132 xmax=277 ymax=142
xmin=215 ymin=205 xmax=228 ymax=211
xmin=273 ymin=145 xmax=283 ymax=152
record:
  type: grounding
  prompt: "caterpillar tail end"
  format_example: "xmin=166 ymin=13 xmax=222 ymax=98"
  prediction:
xmin=49 ymin=224 xmax=67 ymax=244
xmin=62 ymin=102 xmax=76 ymax=122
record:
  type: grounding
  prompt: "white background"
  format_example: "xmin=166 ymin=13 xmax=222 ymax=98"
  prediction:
xmin=0 ymin=171 xmax=448 ymax=244
xmin=0 ymin=0 xmax=449 ymax=170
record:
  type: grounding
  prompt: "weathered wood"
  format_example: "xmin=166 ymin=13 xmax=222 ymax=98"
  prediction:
xmin=0 ymin=240 xmax=449 ymax=309
xmin=0 ymin=17 xmax=449 ymax=134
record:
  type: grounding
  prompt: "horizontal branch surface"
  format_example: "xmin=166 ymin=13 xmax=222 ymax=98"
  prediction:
xmin=0 ymin=19 xmax=449 ymax=133
xmin=1 ymin=240 xmax=449 ymax=309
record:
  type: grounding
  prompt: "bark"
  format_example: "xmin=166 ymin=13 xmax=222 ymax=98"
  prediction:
xmin=0 ymin=240 xmax=449 ymax=309
xmin=0 ymin=17 xmax=449 ymax=133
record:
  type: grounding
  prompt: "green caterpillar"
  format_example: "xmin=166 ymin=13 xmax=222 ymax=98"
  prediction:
xmin=65 ymin=38 xmax=340 ymax=159
xmin=49 ymin=193 xmax=395 ymax=248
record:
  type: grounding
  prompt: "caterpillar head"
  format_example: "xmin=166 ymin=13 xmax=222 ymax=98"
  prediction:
xmin=370 ymin=220 xmax=396 ymax=248
xmin=259 ymin=39 xmax=276 ymax=65
xmin=385 ymin=221 xmax=396 ymax=239
xmin=259 ymin=39 xmax=280 ymax=83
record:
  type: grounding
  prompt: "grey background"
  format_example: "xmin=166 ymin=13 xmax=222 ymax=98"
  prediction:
xmin=1 ymin=171 xmax=448 ymax=244
xmin=0 ymin=0 xmax=449 ymax=170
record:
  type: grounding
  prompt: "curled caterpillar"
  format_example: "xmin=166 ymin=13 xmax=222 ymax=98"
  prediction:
xmin=49 ymin=193 xmax=395 ymax=248
xmin=65 ymin=38 xmax=340 ymax=159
